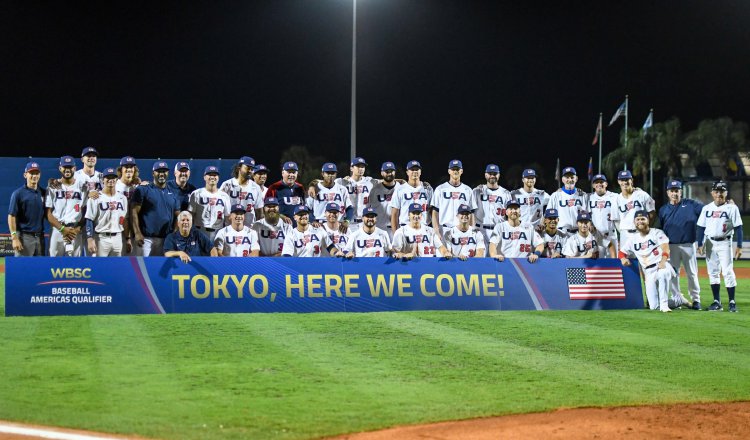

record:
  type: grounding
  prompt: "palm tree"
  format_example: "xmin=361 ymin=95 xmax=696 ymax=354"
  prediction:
xmin=683 ymin=117 xmax=749 ymax=177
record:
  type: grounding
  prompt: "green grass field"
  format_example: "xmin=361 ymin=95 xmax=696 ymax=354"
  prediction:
xmin=1 ymin=257 xmax=749 ymax=440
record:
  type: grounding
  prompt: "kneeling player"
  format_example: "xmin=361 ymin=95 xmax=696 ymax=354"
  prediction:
xmin=212 ymin=204 xmax=260 ymax=257
xmin=281 ymin=205 xmax=344 ymax=257
xmin=443 ymin=204 xmax=485 ymax=259
xmin=391 ymin=203 xmax=451 ymax=259
xmin=345 ymin=206 xmax=392 ymax=257
xmin=488 ymin=199 xmax=543 ymax=263
xmin=563 ymin=212 xmax=614 ymax=258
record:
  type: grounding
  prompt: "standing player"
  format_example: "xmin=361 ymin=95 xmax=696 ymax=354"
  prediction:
xmin=212 ymin=204 xmax=261 ymax=257
xmin=320 ymin=202 xmax=351 ymax=256
xmin=167 ymin=161 xmax=196 ymax=211
xmin=697 ymin=181 xmax=743 ymax=312
xmin=220 ymin=156 xmax=264 ymax=227
xmin=563 ymin=212 xmax=614 ymax=258
xmin=488 ymin=199 xmax=543 ymax=262
xmin=443 ymin=204 xmax=486 ymax=260
xmin=131 ymin=161 xmax=181 ymax=256
xmin=546 ymin=167 xmax=588 ymax=234
xmin=75 ymin=146 xmax=103 ymax=192
xmin=511 ymin=168 xmax=549 ymax=230
xmin=45 ymin=155 xmax=88 ymax=256
xmin=431 ymin=159 xmax=476 ymax=238
xmin=336 ymin=157 xmax=375 ymax=226
xmin=345 ymin=206 xmax=392 ymax=257
xmin=390 ymin=161 xmax=433 ymax=232
xmin=619 ymin=210 xmax=675 ymax=313
xmin=612 ymin=170 xmax=656 ymax=250
xmin=281 ymin=205 xmax=343 ymax=257
xmin=116 ymin=156 xmax=140 ymax=255
xmin=540 ymin=209 xmax=569 ymax=258
xmin=252 ymin=197 xmax=292 ymax=257
xmin=8 ymin=161 xmax=46 ymax=257
xmin=307 ymin=163 xmax=353 ymax=225
xmin=474 ymin=164 xmax=512 ymax=243
xmin=659 ymin=180 xmax=703 ymax=310
xmin=266 ymin=161 xmax=306 ymax=225
xmin=253 ymin=164 xmax=269 ymax=199
xmin=85 ymin=167 xmax=129 ymax=257
xmin=588 ymin=173 xmax=618 ymax=253
xmin=391 ymin=203 xmax=451 ymax=259
xmin=368 ymin=161 xmax=400 ymax=239
xmin=188 ymin=166 xmax=232 ymax=242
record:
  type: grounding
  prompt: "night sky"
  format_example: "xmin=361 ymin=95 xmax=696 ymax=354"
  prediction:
xmin=2 ymin=0 xmax=749 ymax=188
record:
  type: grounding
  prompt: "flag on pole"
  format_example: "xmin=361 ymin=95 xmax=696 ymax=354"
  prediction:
xmin=587 ymin=157 xmax=593 ymax=181
xmin=592 ymin=114 xmax=602 ymax=145
xmin=608 ymin=101 xmax=627 ymax=126
xmin=642 ymin=110 xmax=653 ymax=133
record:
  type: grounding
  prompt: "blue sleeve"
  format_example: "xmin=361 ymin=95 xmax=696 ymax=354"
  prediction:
xmin=697 ymin=226 xmax=705 ymax=247
xmin=8 ymin=190 xmax=19 ymax=217
xmin=694 ymin=200 xmax=704 ymax=217
xmin=163 ymin=233 xmax=176 ymax=252
xmin=345 ymin=206 xmax=354 ymax=222
xmin=86 ymin=219 xmax=95 ymax=238
xmin=131 ymin=186 xmax=145 ymax=205
xmin=199 ymin=231 xmax=213 ymax=256
xmin=735 ymin=225 xmax=743 ymax=247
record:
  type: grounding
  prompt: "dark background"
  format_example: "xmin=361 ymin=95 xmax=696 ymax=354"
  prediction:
xmin=2 ymin=0 xmax=749 ymax=188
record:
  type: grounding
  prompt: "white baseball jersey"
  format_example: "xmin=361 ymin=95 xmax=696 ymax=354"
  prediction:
xmin=306 ymin=182 xmax=352 ymax=222
xmin=188 ymin=188 xmax=232 ymax=229
xmin=489 ymin=222 xmax=542 ymax=258
xmin=474 ymin=185 xmax=512 ymax=228
xmin=546 ymin=189 xmax=588 ymax=231
xmin=612 ymin=189 xmax=655 ymax=231
xmin=390 ymin=182 xmax=433 ymax=227
xmin=281 ymin=226 xmax=332 ymax=257
xmin=252 ymin=218 xmax=292 ymax=256
xmin=588 ymin=191 xmax=617 ymax=236
xmin=345 ymin=227 xmax=392 ymax=257
xmin=45 ymin=180 xmax=89 ymax=224
xmin=391 ymin=224 xmax=444 ymax=257
xmin=562 ymin=231 xmax=606 ymax=258
xmin=213 ymin=225 xmax=261 ymax=257
xmin=115 ymin=180 xmax=139 ymax=202
xmin=443 ymin=226 xmax=486 ymax=258
xmin=370 ymin=181 xmax=400 ymax=232
xmin=542 ymin=229 xmax=570 ymax=258
xmin=511 ymin=187 xmax=549 ymax=227
xmin=321 ymin=223 xmax=350 ymax=256
xmin=74 ymin=169 xmax=102 ymax=192
xmin=219 ymin=178 xmax=265 ymax=226
xmin=697 ymin=202 xmax=743 ymax=240
xmin=85 ymin=192 xmax=128 ymax=233
xmin=336 ymin=176 xmax=374 ymax=219
xmin=620 ymin=228 xmax=669 ymax=267
xmin=431 ymin=182 xmax=476 ymax=228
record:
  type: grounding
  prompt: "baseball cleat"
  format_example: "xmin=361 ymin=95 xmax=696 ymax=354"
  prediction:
xmin=660 ymin=306 xmax=672 ymax=313
xmin=729 ymin=301 xmax=737 ymax=313
xmin=708 ymin=300 xmax=723 ymax=311
xmin=691 ymin=301 xmax=702 ymax=310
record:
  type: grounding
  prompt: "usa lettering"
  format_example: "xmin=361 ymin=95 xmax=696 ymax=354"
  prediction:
xmin=260 ymin=230 xmax=285 ymax=239
xmin=404 ymin=192 xmax=429 ymax=201
xmin=376 ymin=194 xmax=392 ymax=202
xmin=705 ymin=211 xmax=729 ymax=219
xmin=347 ymin=185 xmax=369 ymax=195
xmin=589 ymin=200 xmax=611 ymax=209
xmin=450 ymin=237 xmax=477 ymax=246
xmin=518 ymin=196 xmax=541 ymax=206
xmin=480 ymin=194 xmax=504 ymax=203
xmin=317 ymin=193 xmax=344 ymax=202
xmin=405 ymin=235 xmax=431 ymax=244
xmin=199 ymin=197 xmax=226 ymax=207
xmin=98 ymin=201 xmax=125 ymax=211
xmin=226 ymin=236 xmax=255 ymax=245
xmin=634 ymin=239 xmax=658 ymax=250
xmin=442 ymin=192 xmax=467 ymax=201
xmin=282 ymin=196 xmax=302 ymax=205
xmin=294 ymin=234 xmax=321 ymax=248
xmin=502 ymin=231 xmax=527 ymax=240
xmin=575 ymin=241 xmax=596 ymax=252
xmin=547 ymin=241 xmax=562 ymax=252
xmin=54 ymin=190 xmax=83 ymax=200
xmin=558 ymin=199 xmax=583 ymax=208
xmin=356 ymin=238 xmax=383 ymax=248
xmin=618 ymin=200 xmax=642 ymax=213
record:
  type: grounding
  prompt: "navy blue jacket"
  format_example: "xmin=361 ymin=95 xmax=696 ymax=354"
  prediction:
xmin=658 ymin=198 xmax=703 ymax=244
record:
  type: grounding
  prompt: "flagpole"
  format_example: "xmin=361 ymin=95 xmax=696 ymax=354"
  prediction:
xmin=598 ymin=112 xmax=603 ymax=174
xmin=350 ymin=0 xmax=357 ymax=162
xmin=624 ymin=94 xmax=629 ymax=161
xmin=648 ymin=108 xmax=654 ymax=195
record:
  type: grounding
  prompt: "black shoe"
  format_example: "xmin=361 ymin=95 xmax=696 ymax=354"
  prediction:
xmin=691 ymin=301 xmax=702 ymax=310
xmin=729 ymin=301 xmax=737 ymax=313
xmin=708 ymin=300 xmax=723 ymax=311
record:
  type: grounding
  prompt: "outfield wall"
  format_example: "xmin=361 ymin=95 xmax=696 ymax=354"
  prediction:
xmin=5 ymin=257 xmax=644 ymax=315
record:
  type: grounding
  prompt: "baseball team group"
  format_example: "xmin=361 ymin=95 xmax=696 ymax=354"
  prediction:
xmin=7 ymin=147 xmax=744 ymax=313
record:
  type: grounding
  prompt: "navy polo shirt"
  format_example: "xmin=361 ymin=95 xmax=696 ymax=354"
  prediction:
xmin=266 ymin=180 xmax=306 ymax=222
xmin=167 ymin=180 xmax=197 ymax=212
xmin=8 ymin=185 xmax=46 ymax=233
xmin=132 ymin=183 xmax=180 ymax=238
xmin=164 ymin=228 xmax=212 ymax=256
xmin=658 ymin=198 xmax=704 ymax=244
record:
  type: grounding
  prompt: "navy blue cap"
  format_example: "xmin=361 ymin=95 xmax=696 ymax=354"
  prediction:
xmin=448 ymin=159 xmax=463 ymax=169
xmin=325 ymin=202 xmax=341 ymax=212
xmin=293 ymin=205 xmax=310 ymax=215
xmin=351 ymin=157 xmax=367 ymax=166
xmin=322 ymin=163 xmax=337 ymax=173
xmin=253 ymin=164 xmax=268 ymax=173
xmin=204 ymin=166 xmax=220 ymax=175
xmin=577 ymin=211 xmax=592 ymax=222
xmin=617 ymin=170 xmax=633 ymax=180
xmin=634 ymin=209 xmax=650 ymax=218
xmin=408 ymin=202 xmax=423 ymax=213
xmin=522 ymin=168 xmax=537 ymax=178
xmin=120 ymin=156 xmax=136 ymax=166
xmin=102 ymin=167 xmax=117 ymax=178
xmin=24 ymin=161 xmax=40 ymax=172
xmin=238 ymin=156 xmax=255 ymax=166
xmin=712 ymin=181 xmax=728 ymax=191
xmin=406 ymin=160 xmax=422 ymax=169
xmin=457 ymin=204 xmax=473 ymax=214
xmin=59 ymin=155 xmax=75 ymax=167
xmin=81 ymin=146 xmax=98 ymax=157
xmin=381 ymin=161 xmax=396 ymax=171
xmin=263 ymin=197 xmax=279 ymax=206
xmin=505 ymin=199 xmax=521 ymax=208
xmin=230 ymin=204 xmax=246 ymax=214
xmin=666 ymin=180 xmax=682 ymax=190
xmin=153 ymin=161 xmax=169 ymax=171
xmin=283 ymin=161 xmax=298 ymax=171
xmin=592 ymin=173 xmax=607 ymax=182
xmin=544 ymin=208 xmax=559 ymax=218
xmin=174 ymin=161 xmax=190 ymax=171
xmin=362 ymin=206 xmax=377 ymax=216
xmin=485 ymin=164 xmax=500 ymax=173
xmin=562 ymin=166 xmax=576 ymax=176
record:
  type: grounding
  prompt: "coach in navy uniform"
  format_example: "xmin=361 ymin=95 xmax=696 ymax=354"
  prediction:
xmin=131 ymin=161 xmax=181 ymax=256
xmin=8 ymin=162 xmax=46 ymax=256
xmin=165 ymin=211 xmax=213 ymax=262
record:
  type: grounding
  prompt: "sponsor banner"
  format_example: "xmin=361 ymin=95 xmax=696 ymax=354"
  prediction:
xmin=5 ymin=257 xmax=644 ymax=316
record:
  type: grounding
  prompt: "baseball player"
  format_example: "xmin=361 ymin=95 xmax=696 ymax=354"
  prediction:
xmin=540 ymin=208 xmax=569 ymax=258
xmin=562 ymin=211 xmax=614 ymax=258
xmin=474 ymin=164 xmax=512 ymax=243
xmin=306 ymin=163 xmax=353 ymax=225
xmin=697 ymin=181 xmax=743 ymax=312
xmin=164 ymin=211 xmax=213 ymax=262
xmin=131 ymin=161 xmax=181 ymax=256
xmin=431 ymin=159 xmax=476 ymax=238
xmin=344 ymin=206 xmax=392 ymax=257
xmin=443 ymin=203 xmax=486 ymax=259
xmin=510 ymin=168 xmax=550 ymax=229
xmin=74 ymin=146 xmax=103 ymax=193
xmin=619 ymin=209 xmax=675 ymax=313
xmin=8 ymin=161 xmax=46 ymax=257
xmin=45 ymin=155 xmax=88 ymax=256
xmin=546 ymin=167 xmax=588 ymax=234
xmin=253 ymin=164 xmax=269 ymax=199
xmin=252 ymin=197 xmax=292 ymax=257
xmin=266 ymin=161 xmax=306 ymax=226
xmin=188 ymin=166 xmax=232 ymax=242
xmin=587 ymin=173 xmax=618 ymax=253
xmin=488 ymin=199 xmax=543 ymax=262
xmin=220 ymin=156 xmax=265 ymax=227
xmin=659 ymin=179 xmax=703 ymax=310
xmin=612 ymin=170 xmax=656 ymax=248
xmin=116 ymin=156 xmax=140 ymax=255
xmin=390 ymin=161 xmax=434 ymax=232
xmin=85 ymin=167 xmax=129 ymax=257
xmin=212 ymin=204 xmax=261 ymax=257
xmin=321 ymin=202 xmax=351 ymax=256
xmin=281 ymin=205 xmax=343 ymax=257
xmin=391 ymin=203 xmax=451 ymax=259
xmin=368 ymin=161 xmax=401 ymax=239
xmin=167 ymin=161 xmax=197 ymax=211
xmin=336 ymin=157 xmax=375 ymax=225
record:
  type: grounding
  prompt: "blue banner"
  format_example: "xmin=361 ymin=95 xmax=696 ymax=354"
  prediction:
xmin=5 ymin=257 xmax=644 ymax=316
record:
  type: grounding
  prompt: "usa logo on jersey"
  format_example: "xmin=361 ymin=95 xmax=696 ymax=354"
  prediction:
xmin=356 ymin=238 xmax=383 ymax=248
xmin=502 ymin=231 xmax=527 ymax=240
xmin=443 ymin=191 xmax=467 ymax=201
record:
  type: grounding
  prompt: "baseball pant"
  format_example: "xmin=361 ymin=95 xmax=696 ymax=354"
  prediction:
xmin=618 ymin=229 xmax=637 ymax=249
xmin=95 ymin=233 xmax=123 ymax=257
xmin=705 ymin=239 xmax=736 ymax=288
xmin=137 ymin=236 xmax=165 ymax=256
xmin=643 ymin=264 xmax=675 ymax=311
xmin=668 ymin=243 xmax=700 ymax=302
xmin=15 ymin=232 xmax=44 ymax=257
xmin=49 ymin=228 xmax=83 ymax=257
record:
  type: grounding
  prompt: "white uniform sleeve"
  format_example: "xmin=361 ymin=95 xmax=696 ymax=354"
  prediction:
xmin=250 ymin=229 xmax=260 ymax=251
xmin=281 ymin=231 xmax=294 ymax=256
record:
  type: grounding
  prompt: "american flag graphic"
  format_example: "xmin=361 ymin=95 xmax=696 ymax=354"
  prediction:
xmin=566 ymin=267 xmax=626 ymax=300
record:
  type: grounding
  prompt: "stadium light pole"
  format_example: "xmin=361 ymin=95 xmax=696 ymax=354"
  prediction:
xmin=350 ymin=0 xmax=357 ymax=161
